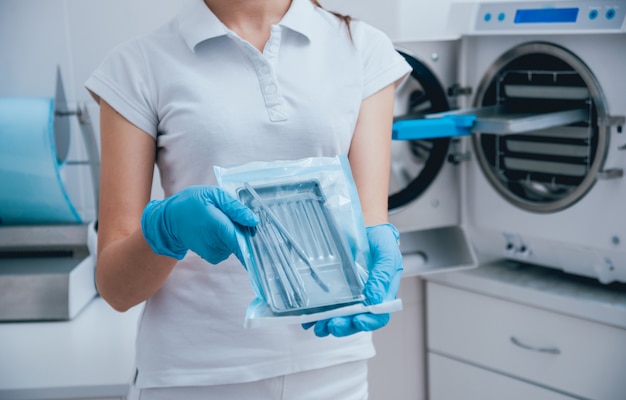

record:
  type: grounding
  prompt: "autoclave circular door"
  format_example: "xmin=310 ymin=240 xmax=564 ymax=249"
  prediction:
xmin=472 ymin=42 xmax=610 ymax=213
xmin=389 ymin=50 xmax=451 ymax=211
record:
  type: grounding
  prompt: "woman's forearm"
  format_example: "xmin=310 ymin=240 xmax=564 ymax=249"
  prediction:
xmin=96 ymin=228 xmax=177 ymax=312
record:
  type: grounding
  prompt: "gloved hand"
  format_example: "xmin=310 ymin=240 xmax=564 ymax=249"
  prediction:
xmin=303 ymin=223 xmax=403 ymax=337
xmin=141 ymin=185 xmax=259 ymax=264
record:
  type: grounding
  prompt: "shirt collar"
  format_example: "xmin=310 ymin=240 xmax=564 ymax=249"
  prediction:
xmin=177 ymin=0 xmax=229 ymax=52
xmin=178 ymin=0 xmax=320 ymax=52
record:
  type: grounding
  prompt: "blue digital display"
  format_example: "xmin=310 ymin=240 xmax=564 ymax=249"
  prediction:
xmin=515 ymin=8 xmax=579 ymax=23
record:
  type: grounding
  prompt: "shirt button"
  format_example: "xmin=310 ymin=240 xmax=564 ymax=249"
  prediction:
xmin=260 ymin=66 xmax=270 ymax=74
xmin=268 ymin=44 xmax=278 ymax=52
xmin=265 ymin=84 xmax=277 ymax=94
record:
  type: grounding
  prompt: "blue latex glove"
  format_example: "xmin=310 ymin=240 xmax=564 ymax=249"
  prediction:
xmin=141 ymin=185 xmax=259 ymax=264
xmin=303 ymin=223 xmax=403 ymax=337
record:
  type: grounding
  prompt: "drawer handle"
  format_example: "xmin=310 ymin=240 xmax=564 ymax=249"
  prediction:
xmin=510 ymin=336 xmax=561 ymax=355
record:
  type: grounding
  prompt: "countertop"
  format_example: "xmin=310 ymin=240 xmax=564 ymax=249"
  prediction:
xmin=0 ymin=297 xmax=143 ymax=400
xmin=425 ymin=260 xmax=626 ymax=330
xmin=4 ymin=260 xmax=625 ymax=399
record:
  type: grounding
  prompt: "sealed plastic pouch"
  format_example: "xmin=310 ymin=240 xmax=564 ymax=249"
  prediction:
xmin=215 ymin=155 xmax=402 ymax=327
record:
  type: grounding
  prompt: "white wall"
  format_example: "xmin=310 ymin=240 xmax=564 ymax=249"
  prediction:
xmin=0 ymin=0 xmax=184 ymax=99
xmin=0 ymin=0 xmax=184 ymax=220
xmin=320 ymin=0 xmax=454 ymax=40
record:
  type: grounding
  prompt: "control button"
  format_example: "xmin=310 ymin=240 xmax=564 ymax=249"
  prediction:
xmin=505 ymin=243 xmax=515 ymax=252
xmin=498 ymin=12 xmax=506 ymax=21
xmin=518 ymin=245 xmax=531 ymax=257
xmin=484 ymin=12 xmax=492 ymax=22
xmin=589 ymin=9 xmax=598 ymax=20
xmin=612 ymin=235 xmax=621 ymax=246
xmin=606 ymin=8 xmax=616 ymax=20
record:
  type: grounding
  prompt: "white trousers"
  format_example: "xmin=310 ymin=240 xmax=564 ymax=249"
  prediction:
xmin=126 ymin=360 xmax=368 ymax=400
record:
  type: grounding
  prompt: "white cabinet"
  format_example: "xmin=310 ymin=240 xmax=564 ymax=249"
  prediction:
xmin=425 ymin=262 xmax=626 ymax=400
xmin=429 ymin=353 xmax=574 ymax=400
xmin=369 ymin=276 xmax=427 ymax=400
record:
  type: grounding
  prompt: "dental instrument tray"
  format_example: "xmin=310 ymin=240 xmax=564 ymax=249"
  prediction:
xmin=237 ymin=180 xmax=365 ymax=315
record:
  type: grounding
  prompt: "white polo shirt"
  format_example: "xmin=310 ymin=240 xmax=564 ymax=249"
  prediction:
xmin=86 ymin=0 xmax=410 ymax=389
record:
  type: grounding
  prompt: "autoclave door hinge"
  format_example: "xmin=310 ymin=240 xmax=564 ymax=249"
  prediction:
xmin=447 ymin=137 xmax=472 ymax=165
xmin=607 ymin=114 xmax=626 ymax=150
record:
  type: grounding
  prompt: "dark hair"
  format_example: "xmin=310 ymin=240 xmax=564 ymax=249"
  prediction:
xmin=309 ymin=0 xmax=352 ymax=36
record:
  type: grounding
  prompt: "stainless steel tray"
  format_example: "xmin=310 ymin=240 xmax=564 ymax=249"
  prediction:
xmin=238 ymin=180 xmax=364 ymax=315
xmin=433 ymin=105 xmax=589 ymax=136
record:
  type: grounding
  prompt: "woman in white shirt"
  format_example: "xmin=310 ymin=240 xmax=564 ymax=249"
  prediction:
xmin=86 ymin=0 xmax=410 ymax=398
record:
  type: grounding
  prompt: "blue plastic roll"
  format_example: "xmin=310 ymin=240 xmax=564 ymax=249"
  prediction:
xmin=0 ymin=97 xmax=81 ymax=225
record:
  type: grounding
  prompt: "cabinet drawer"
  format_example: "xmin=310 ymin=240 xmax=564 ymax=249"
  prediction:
xmin=427 ymin=282 xmax=626 ymax=400
xmin=429 ymin=353 xmax=575 ymax=400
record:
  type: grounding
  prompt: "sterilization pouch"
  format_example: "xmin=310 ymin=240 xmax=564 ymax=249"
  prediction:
xmin=215 ymin=155 xmax=402 ymax=328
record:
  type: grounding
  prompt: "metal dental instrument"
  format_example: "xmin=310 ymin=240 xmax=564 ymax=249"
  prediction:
xmin=263 ymin=212 xmax=308 ymax=307
xmin=255 ymin=219 xmax=299 ymax=309
xmin=244 ymin=182 xmax=331 ymax=292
